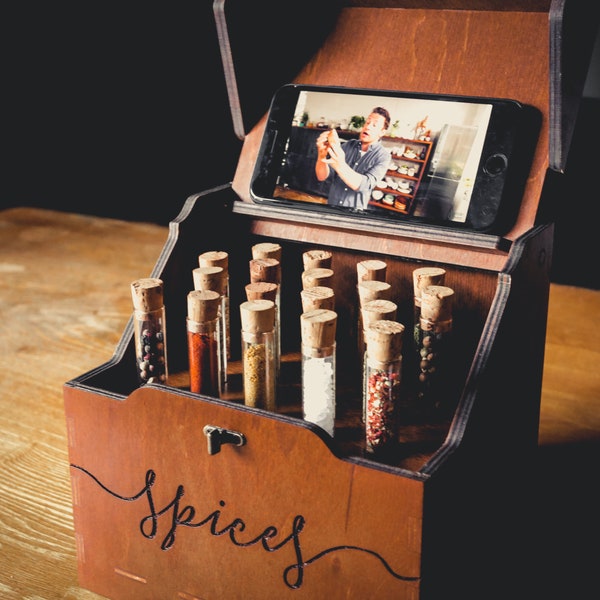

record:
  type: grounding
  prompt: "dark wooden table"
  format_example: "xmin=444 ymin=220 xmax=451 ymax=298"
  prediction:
xmin=0 ymin=207 xmax=598 ymax=599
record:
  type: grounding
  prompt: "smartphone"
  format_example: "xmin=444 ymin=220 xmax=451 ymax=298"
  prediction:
xmin=250 ymin=84 xmax=540 ymax=235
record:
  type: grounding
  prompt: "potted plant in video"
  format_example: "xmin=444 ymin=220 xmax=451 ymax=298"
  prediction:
xmin=349 ymin=115 xmax=365 ymax=131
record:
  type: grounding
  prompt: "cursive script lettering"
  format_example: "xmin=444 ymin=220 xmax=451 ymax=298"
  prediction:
xmin=71 ymin=465 xmax=419 ymax=590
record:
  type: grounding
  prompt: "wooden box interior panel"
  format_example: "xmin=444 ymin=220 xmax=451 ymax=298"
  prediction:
xmin=68 ymin=186 xmax=551 ymax=473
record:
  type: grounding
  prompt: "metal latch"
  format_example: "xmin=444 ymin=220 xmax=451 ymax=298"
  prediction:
xmin=203 ymin=425 xmax=246 ymax=455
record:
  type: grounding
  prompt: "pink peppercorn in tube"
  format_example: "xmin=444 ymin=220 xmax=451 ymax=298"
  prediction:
xmin=360 ymin=298 xmax=398 ymax=423
xmin=364 ymin=319 xmax=405 ymax=457
xmin=130 ymin=278 xmax=168 ymax=386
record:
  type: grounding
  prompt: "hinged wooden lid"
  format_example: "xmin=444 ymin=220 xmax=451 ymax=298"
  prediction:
xmin=215 ymin=0 xmax=598 ymax=267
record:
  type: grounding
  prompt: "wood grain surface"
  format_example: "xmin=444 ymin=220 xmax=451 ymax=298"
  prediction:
xmin=0 ymin=207 xmax=598 ymax=599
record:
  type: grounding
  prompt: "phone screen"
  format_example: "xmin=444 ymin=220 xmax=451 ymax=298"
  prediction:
xmin=251 ymin=85 xmax=537 ymax=235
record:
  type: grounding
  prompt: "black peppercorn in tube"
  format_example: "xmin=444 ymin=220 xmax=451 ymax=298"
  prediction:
xmin=412 ymin=266 xmax=446 ymax=345
xmin=130 ymin=277 xmax=168 ymax=386
xmin=416 ymin=285 xmax=454 ymax=415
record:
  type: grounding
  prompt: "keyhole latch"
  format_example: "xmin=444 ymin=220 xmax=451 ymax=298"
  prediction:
xmin=203 ymin=425 xmax=246 ymax=455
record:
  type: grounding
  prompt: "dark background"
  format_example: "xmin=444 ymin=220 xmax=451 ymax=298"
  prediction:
xmin=1 ymin=3 xmax=598 ymax=289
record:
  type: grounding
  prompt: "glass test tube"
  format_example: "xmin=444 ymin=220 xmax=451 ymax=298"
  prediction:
xmin=356 ymin=259 xmax=388 ymax=361
xmin=416 ymin=285 xmax=454 ymax=415
xmin=301 ymin=309 xmax=337 ymax=436
xmin=360 ymin=298 xmax=397 ymax=422
xmin=249 ymin=258 xmax=281 ymax=376
xmin=186 ymin=289 xmax=221 ymax=397
xmin=252 ymin=243 xmax=282 ymax=370
xmin=412 ymin=266 xmax=446 ymax=347
xmin=199 ymin=251 xmax=230 ymax=363
xmin=192 ymin=265 xmax=228 ymax=388
xmin=240 ymin=299 xmax=277 ymax=411
xmin=364 ymin=319 xmax=405 ymax=457
xmin=130 ymin=277 xmax=168 ymax=385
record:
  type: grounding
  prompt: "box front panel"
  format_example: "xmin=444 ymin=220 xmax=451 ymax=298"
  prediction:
xmin=65 ymin=385 xmax=425 ymax=599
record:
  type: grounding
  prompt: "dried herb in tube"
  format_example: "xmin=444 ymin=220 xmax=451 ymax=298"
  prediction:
xmin=240 ymin=299 xmax=276 ymax=411
xmin=416 ymin=285 xmax=454 ymax=415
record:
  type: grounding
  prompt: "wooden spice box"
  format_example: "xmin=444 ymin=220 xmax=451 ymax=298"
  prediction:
xmin=63 ymin=1 xmax=598 ymax=598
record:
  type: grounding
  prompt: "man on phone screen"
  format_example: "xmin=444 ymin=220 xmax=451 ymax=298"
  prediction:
xmin=315 ymin=106 xmax=391 ymax=210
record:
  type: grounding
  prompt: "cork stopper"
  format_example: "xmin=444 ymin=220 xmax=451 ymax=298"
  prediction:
xmin=302 ymin=249 xmax=333 ymax=270
xmin=358 ymin=280 xmax=392 ymax=306
xmin=187 ymin=289 xmax=221 ymax=322
xmin=413 ymin=267 xmax=446 ymax=306
xmin=421 ymin=285 xmax=454 ymax=322
xmin=240 ymin=299 xmax=275 ymax=334
xmin=192 ymin=266 xmax=226 ymax=295
xmin=245 ymin=281 xmax=278 ymax=302
xmin=365 ymin=320 xmax=405 ymax=362
xmin=357 ymin=259 xmax=387 ymax=282
xmin=252 ymin=242 xmax=282 ymax=262
xmin=302 ymin=267 xmax=334 ymax=289
xmin=361 ymin=299 xmax=398 ymax=329
xmin=300 ymin=286 xmax=335 ymax=312
xmin=300 ymin=309 xmax=337 ymax=349
xmin=131 ymin=278 xmax=164 ymax=312
xmin=249 ymin=258 xmax=280 ymax=284
xmin=198 ymin=250 xmax=229 ymax=274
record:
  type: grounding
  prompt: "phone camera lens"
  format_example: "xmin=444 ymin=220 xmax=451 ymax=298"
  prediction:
xmin=484 ymin=153 xmax=508 ymax=176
